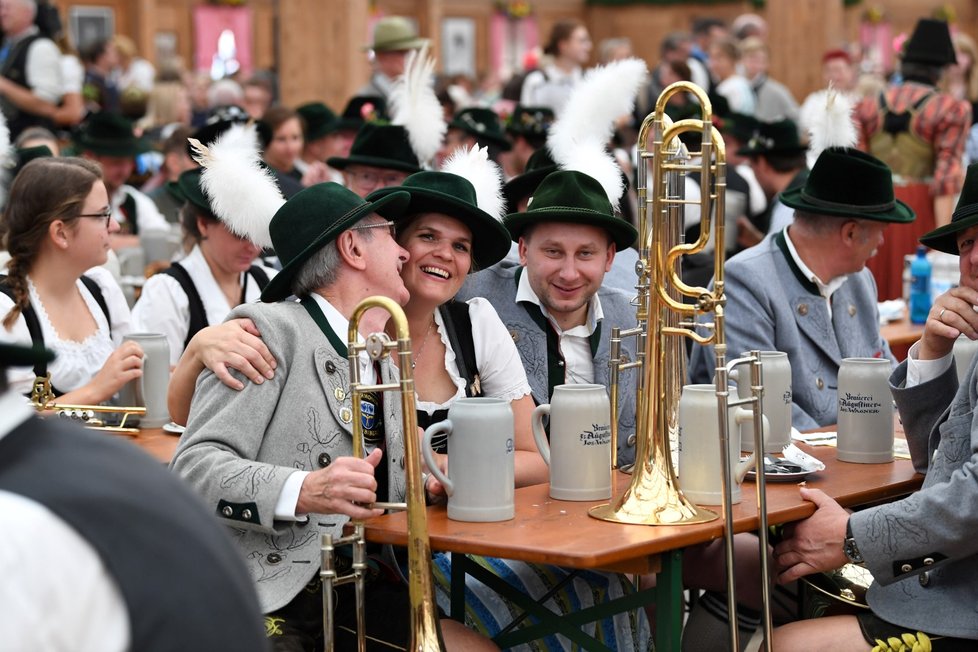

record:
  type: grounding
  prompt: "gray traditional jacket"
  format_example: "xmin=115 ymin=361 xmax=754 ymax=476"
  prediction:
xmin=848 ymin=358 xmax=978 ymax=639
xmin=688 ymin=230 xmax=894 ymax=430
xmin=459 ymin=264 xmax=640 ymax=466
xmin=171 ymin=300 xmax=406 ymax=613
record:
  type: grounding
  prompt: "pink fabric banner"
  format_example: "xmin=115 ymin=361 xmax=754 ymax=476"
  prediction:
xmin=193 ymin=5 xmax=253 ymax=77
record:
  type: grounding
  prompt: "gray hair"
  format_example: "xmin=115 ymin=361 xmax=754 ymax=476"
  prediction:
xmin=793 ymin=210 xmax=848 ymax=237
xmin=291 ymin=218 xmax=379 ymax=297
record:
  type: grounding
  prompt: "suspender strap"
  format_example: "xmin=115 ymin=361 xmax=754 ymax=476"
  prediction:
xmin=120 ymin=193 xmax=139 ymax=235
xmin=438 ymin=300 xmax=482 ymax=398
xmin=161 ymin=262 xmax=208 ymax=350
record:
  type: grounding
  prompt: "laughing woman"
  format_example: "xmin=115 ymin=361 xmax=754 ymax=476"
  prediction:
xmin=368 ymin=148 xmax=651 ymax=651
xmin=0 ymin=157 xmax=141 ymax=402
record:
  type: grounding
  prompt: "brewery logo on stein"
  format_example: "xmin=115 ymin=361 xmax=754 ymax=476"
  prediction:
xmin=505 ymin=437 xmax=514 ymax=453
xmin=580 ymin=422 xmax=611 ymax=446
xmin=359 ymin=392 xmax=384 ymax=445
xmin=838 ymin=392 xmax=882 ymax=415
xmin=782 ymin=389 xmax=792 ymax=405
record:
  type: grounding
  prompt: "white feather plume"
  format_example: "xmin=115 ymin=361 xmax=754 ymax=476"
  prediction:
xmin=188 ymin=123 xmax=282 ymax=248
xmin=441 ymin=145 xmax=505 ymax=221
xmin=803 ymin=84 xmax=857 ymax=164
xmin=389 ymin=43 xmax=446 ymax=168
xmin=547 ymin=57 xmax=648 ymax=210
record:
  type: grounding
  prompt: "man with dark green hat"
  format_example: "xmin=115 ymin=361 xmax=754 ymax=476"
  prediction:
xmin=438 ymin=107 xmax=511 ymax=166
xmin=74 ymin=111 xmax=168 ymax=250
xmin=689 ymin=147 xmax=910 ymax=429
xmin=772 ymin=162 xmax=978 ymax=651
xmin=171 ymin=181 xmax=494 ymax=651
xmin=458 ymin=168 xmax=642 ymax=466
xmin=294 ymin=101 xmax=343 ymax=185
xmin=327 ymin=122 xmax=422 ymax=198
xmin=738 ymin=116 xmax=809 ymax=243
xmin=504 ymin=105 xmax=554 ymax=178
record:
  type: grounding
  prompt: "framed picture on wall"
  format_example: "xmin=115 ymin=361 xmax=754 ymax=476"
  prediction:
xmin=442 ymin=17 xmax=476 ymax=77
xmin=69 ymin=6 xmax=115 ymax=50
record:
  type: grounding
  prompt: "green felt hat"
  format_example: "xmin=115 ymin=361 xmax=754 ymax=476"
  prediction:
xmin=502 ymin=147 xmax=558 ymax=213
xmin=901 ymin=18 xmax=956 ymax=66
xmin=296 ymin=102 xmax=338 ymax=141
xmin=73 ymin=112 xmax=150 ymax=157
xmin=364 ymin=16 xmax=429 ymax=52
xmin=333 ymin=96 xmax=387 ymax=133
xmin=737 ymin=118 xmax=807 ymax=156
xmin=780 ymin=148 xmax=915 ymax=223
xmin=0 ymin=342 xmax=54 ymax=368
xmin=919 ymin=163 xmax=978 ymax=254
xmin=505 ymin=105 xmax=555 ymax=139
xmin=260 ymin=182 xmax=411 ymax=302
xmin=326 ymin=123 xmax=422 ymax=174
xmin=505 ymin=170 xmax=638 ymax=250
xmin=367 ymin=171 xmax=511 ymax=270
xmin=449 ymin=108 xmax=511 ymax=151
xmin=167 ymin=168 xmax=213 ymax=215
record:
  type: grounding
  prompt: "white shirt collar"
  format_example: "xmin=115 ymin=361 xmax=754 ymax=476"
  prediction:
xmin=309 ymin=294 xmax=375 ymax=382
xmin=782 ymin=227 xmax=848 ymax=301
xmin=515 ymin=266 xmax=603 ymax=334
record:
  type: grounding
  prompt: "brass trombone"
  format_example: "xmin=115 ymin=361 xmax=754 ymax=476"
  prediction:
xmin=320 ymin=295 xmax=444 ymax=652
xmin=590 ymin=82 xmax=774 ymax=650
xmin=30 ymin=374 xmax=145 ymax=435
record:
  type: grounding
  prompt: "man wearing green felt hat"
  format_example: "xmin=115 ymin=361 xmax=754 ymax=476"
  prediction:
xmin=357 ymin=16 xmax=429 ymax=100
xmin=438 ymin=107 xmax=511 ymax=167
xmin=171 ymin=180 xmax=494 ymax=651
xmin=73 ymin=111 xmax=169 ymax=250
xmin=327 ymin=122 xmax=421 ymax=198
xmin=294 ymin=101 xmax=343 ymax=185
xmin=738 ymin=117 xmax=809 ymax=245
xmin=459 ymin=169 xmax=643 ymax=467
xmin=689 ymin=147 xmax=912 ymax=429
xmin=504 ymin=105 xmax=554 ymax=178
xmin=772 ymin=161 xmax=978 ymax=651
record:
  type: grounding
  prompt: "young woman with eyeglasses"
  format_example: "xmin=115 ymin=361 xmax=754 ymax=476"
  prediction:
xmin=0 ymin=157 xmax=142 ymax=402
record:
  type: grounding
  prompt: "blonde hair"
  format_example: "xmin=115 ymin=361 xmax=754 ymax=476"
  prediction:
xmin=953 ymin=32 xmax=978 ymax=103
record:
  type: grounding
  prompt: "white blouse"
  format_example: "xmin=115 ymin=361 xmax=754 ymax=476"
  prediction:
xmin=416 ymin=297 xmax=532 ymax=417
xmin=0 ymin=266 xmax=132 ymax=395
xmin=131 ymin=245 xmax=278 ymax=366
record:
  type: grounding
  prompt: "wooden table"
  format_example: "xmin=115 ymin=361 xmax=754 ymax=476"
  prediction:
xmin=363 ymin=444 xmax=922 ymax=651
xmin=129 ymin=427 xmax=180 ymax=464
xmin=881 ymin=316 xmax=924 ymax=361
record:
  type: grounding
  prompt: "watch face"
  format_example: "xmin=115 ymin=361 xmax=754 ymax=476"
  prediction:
xmin=844 ymin=538 xmax=864 ymax=564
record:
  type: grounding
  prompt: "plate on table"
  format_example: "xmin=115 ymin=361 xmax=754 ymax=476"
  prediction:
xmin=744 ymin=455 xmax=818 ymax=482
xmin=162 ymin=422 xmax=185 ymax=435
xmin=746 ymin=468 xmax=816 ymax=483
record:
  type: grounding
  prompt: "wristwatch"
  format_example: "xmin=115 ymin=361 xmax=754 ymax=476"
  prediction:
xmin=843 ymin=519 xmax=865 ymax=564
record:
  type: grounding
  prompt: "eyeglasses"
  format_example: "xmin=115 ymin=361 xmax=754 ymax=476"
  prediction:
xmin=350 ymin=220 xmax=397 ymax=239
xmin=77 ymin=208 xmax=113 ymax=228
xmin=347 ymin=168 xmax=406 ymax=190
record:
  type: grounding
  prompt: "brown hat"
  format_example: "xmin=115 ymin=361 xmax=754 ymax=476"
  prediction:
xmin=364 ymin=16 xmax=428 ymax=52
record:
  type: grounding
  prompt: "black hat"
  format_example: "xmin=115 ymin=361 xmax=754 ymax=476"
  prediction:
xmin=505 ymin=170 xmax=638 ymax=250
xmin=368 ymin=171 xmax=511 ymax=270
xmin=327 ymin=123 xmax=422 ymax=174
xmin=505 ymin=105 xmax=555 ymax=139
xmin=189 ymin=105 xmax=250 ymax=157
xmin=0 ymin=342 xmax=54 ymax=368
xmin=448 ymin=108 xmax=511 ymax=151
xmin=901 ymin=18 xmax=956 ymax=66
xmin=11 ymin=144 xmax=53 ymax=179
xmin=502 ymin=147 xmax=558 ymax=213
xmin=737 ymin=118 xmax=807 ymax=156
xmin=780 ymin=148 xmax=915 ymax=223
xmin=919 ymin=163 xmax=978 ymax=254
xmin=73 ymin=112 xmax=150 ymax=157
xmin=260 ymin=183 xmax=410 ymax=302
xmin=296 ymin=102 xmax=338 ymax=141
xmin=333 ymin=96 xmax=388 ymax=133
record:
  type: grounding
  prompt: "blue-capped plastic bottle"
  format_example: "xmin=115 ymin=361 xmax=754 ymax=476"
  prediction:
xmin=909 ymin=246 xmax=932 ymax=325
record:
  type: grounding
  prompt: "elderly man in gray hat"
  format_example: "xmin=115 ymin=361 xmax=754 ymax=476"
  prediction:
xmin=358 ymin=16 xmax=428 ymax=100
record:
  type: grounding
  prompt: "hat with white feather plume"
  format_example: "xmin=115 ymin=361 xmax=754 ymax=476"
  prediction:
xmin=388 ymin=43 xmax=446 ymax=168
xmin=367 ymin=144 xmax=511 ymax=269
xmin=801 ymin=83 xmax=857 ymax=166
xmin=187 ymin=122 xmax=283 ymax=249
